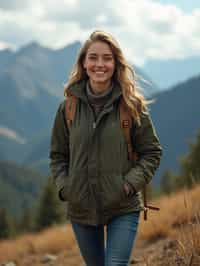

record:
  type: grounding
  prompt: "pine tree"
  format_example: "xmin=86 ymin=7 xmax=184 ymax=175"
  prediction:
xmin=35 ymin=177 xmax=65 ymax=231
xmin=18 ymin=207 xmax=34 ymax=233
xmin=176 ymin=129 xmax=200 ymax=189
xmin=0 ymin=208 xmax=14 ymax=239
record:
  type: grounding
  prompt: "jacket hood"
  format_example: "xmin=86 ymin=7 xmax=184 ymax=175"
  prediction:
xmin=68 ymin=79 xmax=122 ymax=106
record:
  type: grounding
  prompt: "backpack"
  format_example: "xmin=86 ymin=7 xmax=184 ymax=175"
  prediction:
xmin=65 ymin=93 xmax=159 ymax=220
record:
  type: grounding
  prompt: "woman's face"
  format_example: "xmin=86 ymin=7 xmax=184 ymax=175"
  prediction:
xmin=83 ymin=41 xmax=115 ymax=92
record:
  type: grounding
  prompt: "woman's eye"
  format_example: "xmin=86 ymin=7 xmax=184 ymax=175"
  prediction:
xmin=88 ymin=56 xmax=96 ymax=60
xmin=104 ymin=57 xmax=113 ymax=61
xmin=87 ymin=56 xmax=113 ymax=62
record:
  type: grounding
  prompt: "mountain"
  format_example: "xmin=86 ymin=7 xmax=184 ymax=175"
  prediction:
xmin=150 ymin=75 xmax=200 ymax=184
xmin=0 ymin=72 xmax=59 ymax=140
xmin=0 ymin=41 xmax=158 ymax=164
xmin=0 ymin=41 xmax=82 ymax=161
xmin=0 ymin=42 xmax=199 ymax=219
xmin=143 ymin=56 xmax=200 ymax=89
xmin=13 ymin=41 xmax=82 ymax=97
xmin=0 ymin=127 xmax=27 ymax=163
xmin=0 ymin=48 xmax=13 ymax=73
xmin=2 ymin=40 xmax=199 ymax=186
xmin=23 ymin=130 xmax=51 ymax=173
xmin=0 ymin=160 xmax=47 ymax=218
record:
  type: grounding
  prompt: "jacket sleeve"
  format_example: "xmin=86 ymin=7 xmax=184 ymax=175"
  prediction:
xmin=49 ymin=100 xmax=69 ymax=200
xmin=124 ymin=110 xmax=162 ymax=192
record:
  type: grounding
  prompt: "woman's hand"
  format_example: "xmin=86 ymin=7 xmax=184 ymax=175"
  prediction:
xmin=123 ymin=182 xmax=136 ymax=196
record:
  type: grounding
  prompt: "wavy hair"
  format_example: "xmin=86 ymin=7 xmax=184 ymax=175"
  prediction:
xmin=64 ymin=30 xmax=147 ymax=124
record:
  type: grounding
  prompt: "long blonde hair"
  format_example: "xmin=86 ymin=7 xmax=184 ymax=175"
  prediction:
xmin=64 ymin=30 xmax=147 ymax=124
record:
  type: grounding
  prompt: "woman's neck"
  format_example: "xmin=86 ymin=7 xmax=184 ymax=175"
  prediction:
xmin=89 ymin=80 xmax=112 ymax=95
xmin=87 ymin=81 xmax=113 ymax=99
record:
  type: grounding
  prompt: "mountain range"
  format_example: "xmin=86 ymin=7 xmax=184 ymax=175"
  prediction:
xmin=150 ymin=75 xmax=200 ymax=183
xmin=0 ymin=41 xmax=160 ymax=163
xmin=0 ymin=41 xmax=200 ymax=217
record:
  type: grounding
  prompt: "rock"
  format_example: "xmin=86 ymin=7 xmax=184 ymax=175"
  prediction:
xmin=174 ymin=255 xmax=185 ymax=266
xmin=40 ymin=254 xmax=57 ymax=264
xmin=163 ymin=239 xmax=178 ymax=251
xmin=130 ymin=257 xmax=143 ymax=264
xmin=1 ymin=262 xmax=16 ymax=266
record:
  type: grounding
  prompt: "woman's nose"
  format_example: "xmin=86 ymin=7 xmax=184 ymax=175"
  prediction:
xmin=96 ymin=58 xmax=104 ymax=66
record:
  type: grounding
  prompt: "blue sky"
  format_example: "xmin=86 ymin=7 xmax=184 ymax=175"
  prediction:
xmin=155 ymin=0 xmax=199 ymax=13
xmin=0 ymin=0 xmax=199 ymax=65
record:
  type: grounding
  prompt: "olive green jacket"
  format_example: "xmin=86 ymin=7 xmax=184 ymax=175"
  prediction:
xmin=49 ymin=80 xmax=162 ymax=225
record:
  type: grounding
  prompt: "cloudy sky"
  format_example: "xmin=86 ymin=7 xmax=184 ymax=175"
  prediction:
xmin=0 ymin=0 xmax=200 ymax=65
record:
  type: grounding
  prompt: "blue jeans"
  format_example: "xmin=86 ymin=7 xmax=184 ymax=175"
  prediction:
xmin=71 ymin=211 xmax=140 ymax=266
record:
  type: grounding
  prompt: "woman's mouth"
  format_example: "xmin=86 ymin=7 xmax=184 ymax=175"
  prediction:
xmin=94 ymin=71 xmax=106 ymax=74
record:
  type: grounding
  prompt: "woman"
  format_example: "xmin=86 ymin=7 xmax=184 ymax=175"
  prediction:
xmin=49 ymin=30 xmax=162 ymax=266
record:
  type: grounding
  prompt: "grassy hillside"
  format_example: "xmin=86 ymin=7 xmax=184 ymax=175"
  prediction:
xmin=0 ymin=184 xmax=199 ymax=265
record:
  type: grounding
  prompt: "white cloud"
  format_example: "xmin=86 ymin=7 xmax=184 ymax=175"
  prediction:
xmin=0 ymin=0 xmax=200 ymax=64
xmin=106 ymin=0 xmax=200 ymax=64
xmin=0 ymin=126 xmax=26 ymax=144
xmin=0 ymin=41 xmax=12 ymax=50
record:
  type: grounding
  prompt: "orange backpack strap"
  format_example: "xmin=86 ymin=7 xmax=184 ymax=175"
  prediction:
xmin=119 ymin=97 xmax=138 ymax=162
xmin=119 ymin=97 xmax=159 ymax=221
xmin=65 ymin=93 xmax=77 ymax=128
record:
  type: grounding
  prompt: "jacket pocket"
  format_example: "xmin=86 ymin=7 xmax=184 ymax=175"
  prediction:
xmin=101 ymin=174 xmax=127 ymax=210
xmin=59 ymin=184 xmax=70 ymax=201
xmin=68 ymin=174 xmax=89 ymax=209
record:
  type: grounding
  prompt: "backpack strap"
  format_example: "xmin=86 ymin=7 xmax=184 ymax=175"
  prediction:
xmin=119 ymin=97 xmax=159 ymax=221
xmin=65 ymin=93 xmax=77 ymax=128
xmin=119 ymin=97 xmax=138 ymax=162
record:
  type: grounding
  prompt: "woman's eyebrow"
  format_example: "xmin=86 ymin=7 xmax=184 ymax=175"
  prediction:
xmin=103 ymin=54 xmax=113 ymax=56
xmin=88 ymin=52 xmax=113 ymax=56
xmin=88 ymin=53 xmax=97 ymax=56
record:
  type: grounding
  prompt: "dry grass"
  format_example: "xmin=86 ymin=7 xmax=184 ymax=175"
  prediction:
xmin=136 ymin=184 xmax=200 ymax=265
xmin=0 ymin=184 xmax=200 ymax=265
xmin=0 ymin=223 xmax=76 ymax=263
xmin=138 ymin=185 xmax=200 ymax=242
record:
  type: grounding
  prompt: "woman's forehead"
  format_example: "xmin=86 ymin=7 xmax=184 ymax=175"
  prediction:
xmin=86 ymin=41 xmax=113 ymax=55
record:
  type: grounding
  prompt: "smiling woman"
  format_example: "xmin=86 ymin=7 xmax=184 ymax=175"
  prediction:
xmin=49 ymin=30 xmax=162 ymax=266
xmin=83 ymin=41 xmax=115 ymax=94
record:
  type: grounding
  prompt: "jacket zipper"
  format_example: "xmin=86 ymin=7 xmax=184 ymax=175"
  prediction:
xmin=87 ymin=103 xmax=114 ymax=224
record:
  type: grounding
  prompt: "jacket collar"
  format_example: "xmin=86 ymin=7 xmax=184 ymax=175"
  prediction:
xmin=68 ymin=79 xmax=122 ymax=105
